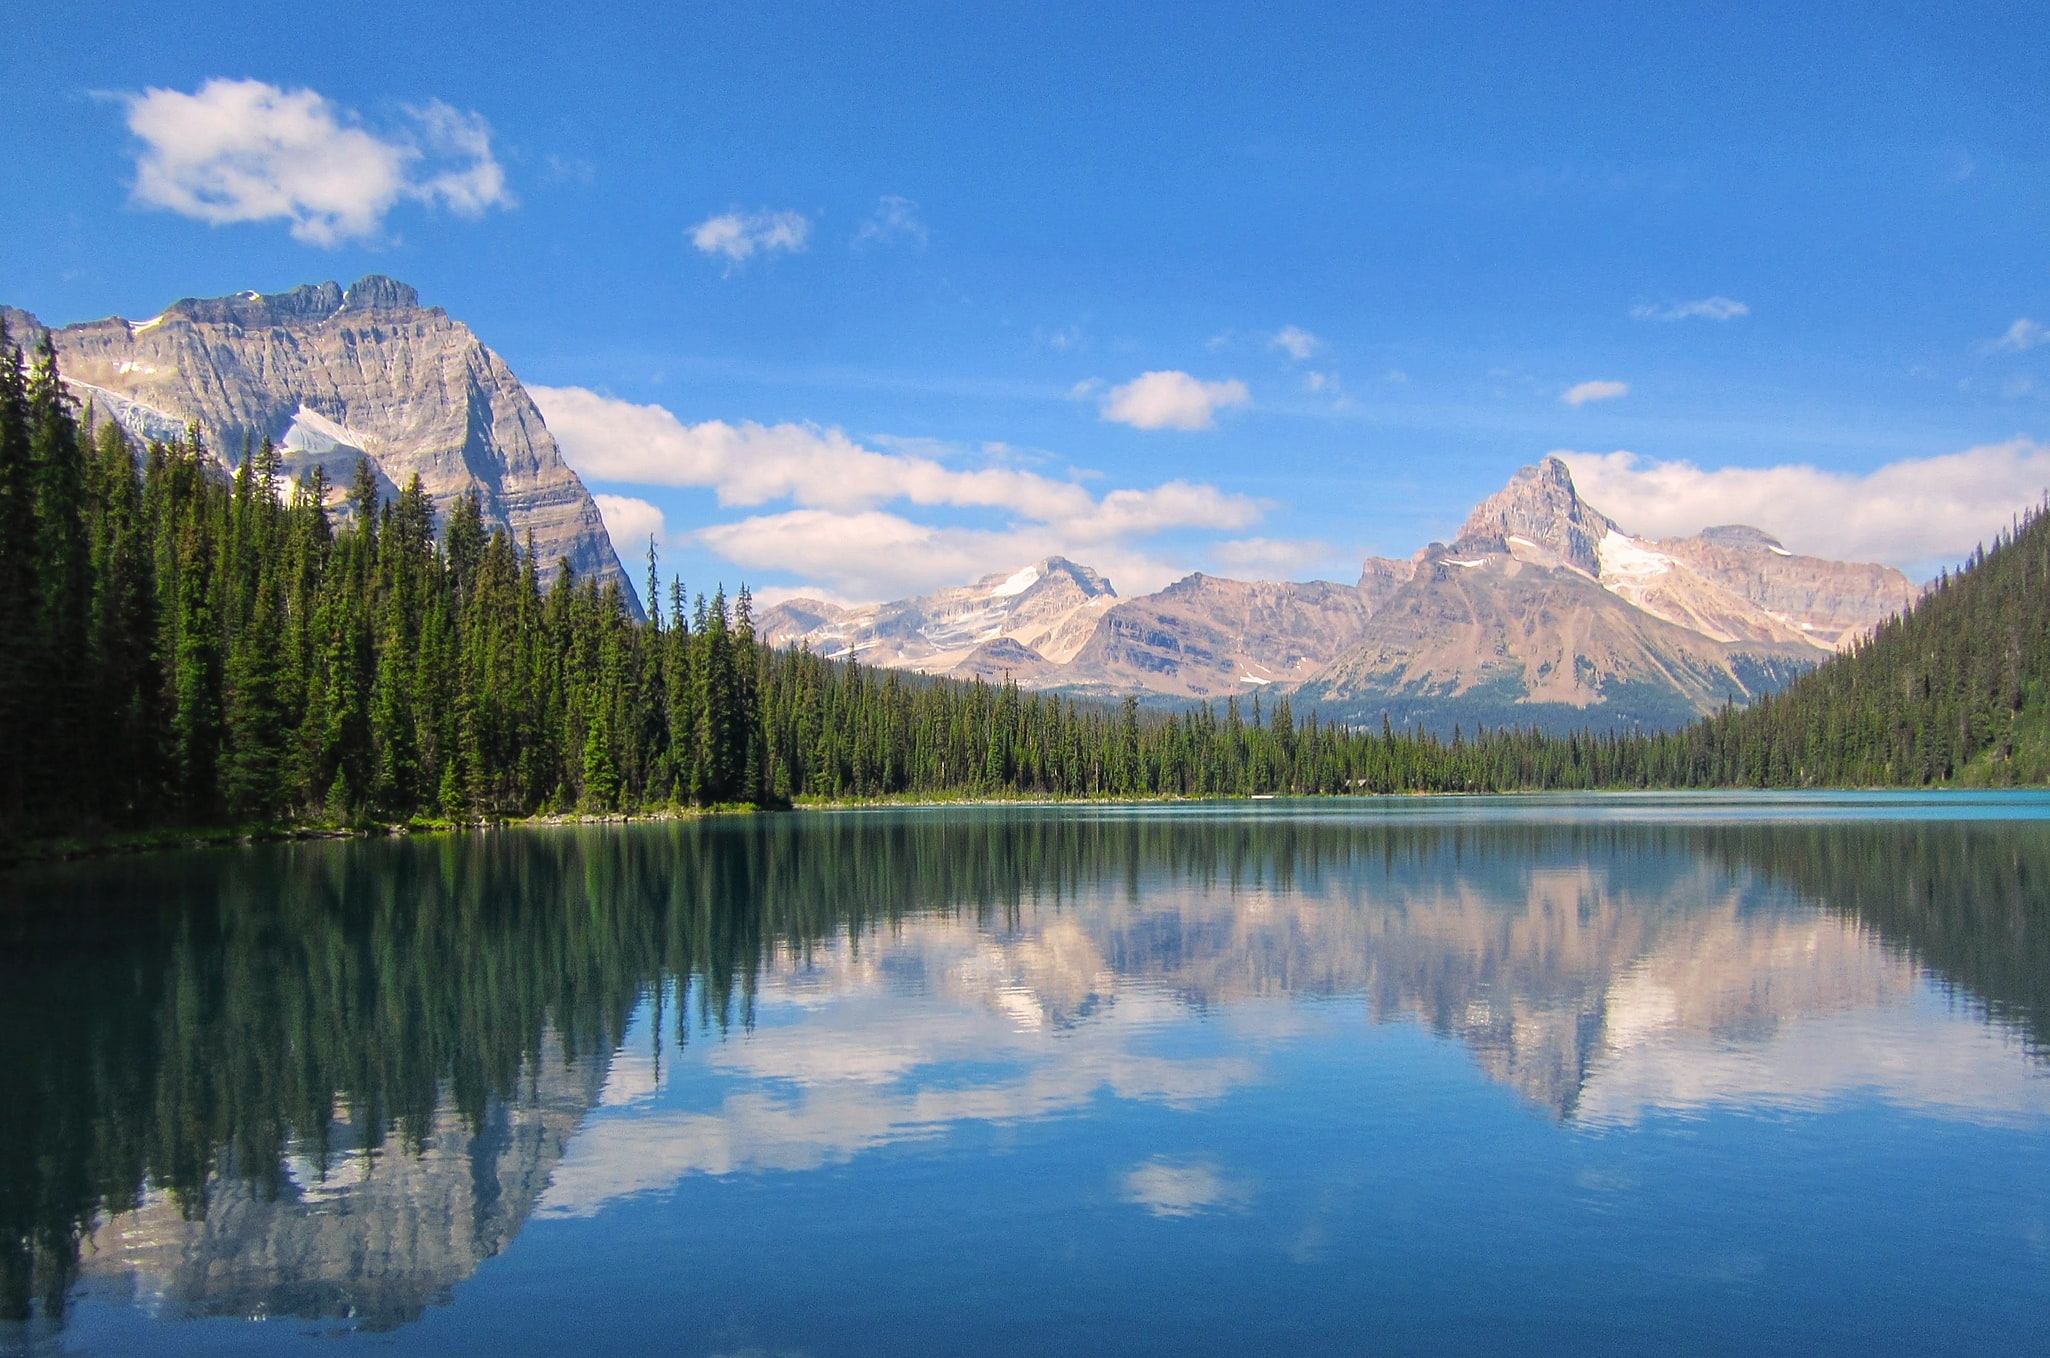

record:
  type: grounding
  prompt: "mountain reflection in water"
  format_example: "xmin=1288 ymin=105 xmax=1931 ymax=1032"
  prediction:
xmin=3 ymin=798 xmax=2047 ymax=1338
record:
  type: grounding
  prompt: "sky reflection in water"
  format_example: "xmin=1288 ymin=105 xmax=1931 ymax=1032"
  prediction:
xmin=8 ymin=793 xmax=2050 ymax=1355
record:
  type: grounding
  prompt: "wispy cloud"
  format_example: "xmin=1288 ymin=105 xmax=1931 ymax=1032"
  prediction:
xmin=1208 ymin=536 xmax=1335 ymax=579
xmin=1630 ymin=296 xmax=1749 ymax=322
xmin=1558 ymin=441 xmax=2050 ymax=573
xmin=852 ymin=194 xmax=927 ymax=249
xmin=531 ymin=386 xmax=1264 ymax=600
xmin=1269 ymin=325 xmax=1321 ymax=360
xmin=1989 ymin=318 xmax=2049 ymax=353
xmin=690 ymin=208 xmax=810 ymax=265
xmin=122 ymin=78 xmax=511 ymax=246
xmin=1561 ymin=379 xmax=1629 ymax=406
xmin=1099 ymin=370 xmax=1250 ymax=430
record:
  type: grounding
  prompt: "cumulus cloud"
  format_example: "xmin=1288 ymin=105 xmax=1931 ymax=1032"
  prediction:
xmin=593 ymin=494 xmax=666 ymax=559
xmin=1561 ymin=379 xmax=1629 ymax=406
xmin=1557 ymin=441 xmax=2050 ymax=573
xmin=690 ymin=208 xmax=810 ymax=264
xmin=1630 ymin=297 xmax=1749 ymax=322
xmin=1099 ymin=370 xmax=1250 ymax=431
xmin=531 ymin=386 xmax=1265 ymax=600
xmin=1990 ymin=318 xmax=2049 ymax=353
xmin=123 ymin=78 xmax=510 ymax=246
xmin=852 ymin=194 xmax=927 ymax=249
xmin=1269 ymin=325 xmax=1321 ymax=360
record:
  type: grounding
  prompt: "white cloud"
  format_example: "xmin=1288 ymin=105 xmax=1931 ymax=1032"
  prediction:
xmin=532 ymin=386 xmax=1264 ymax=600
xmin=592 ymin=494 xmax=666 ymax=558
xmin=1630 ymin=297 xmax=1749 ymax=322
xmin=1557 ymin=441 xmax=2050 ymax=572
xmin=123 ymin=78 xmax=510 ymax=246
xmin=1269 ymin=325 xmax=1321 ymax=360
xmin=852 ymin=194 xmax=926 ymax=249
xmin=1208 ymin=537 xmax=1335 ymax=579
xmin=1099 ymin=370 xmax=1250 ymax=431
xmin=1990 ymin=318 xmax=2049 ymax=353
xmin=690 ymin=209 xmax=810 ymax=264
xmin=1561 ymin=379 xmax=1629 ymax=406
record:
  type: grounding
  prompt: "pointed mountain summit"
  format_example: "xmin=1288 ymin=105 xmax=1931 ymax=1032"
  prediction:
xmin=6 ymin=276 xmax=632 ymax=606
xmin=1452 ymin=455 xmax=1615 ymax=575
xmin=1297 ymin=458 xmax=1915 ymax=730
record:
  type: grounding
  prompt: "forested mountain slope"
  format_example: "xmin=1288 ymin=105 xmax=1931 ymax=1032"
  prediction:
xmin=1644 ymin=502 xmax=2050 ymax=786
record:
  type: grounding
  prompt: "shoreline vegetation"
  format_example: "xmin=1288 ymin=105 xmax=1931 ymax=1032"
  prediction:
xmin=6 ymin=324 xmax=2050 ymax=870
xmin=8 ymin=780 xmax=2043 ymax=872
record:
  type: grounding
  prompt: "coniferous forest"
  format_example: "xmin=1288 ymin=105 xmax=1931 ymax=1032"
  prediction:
xmin=5 ymin=323 xmax=2050 ymax=845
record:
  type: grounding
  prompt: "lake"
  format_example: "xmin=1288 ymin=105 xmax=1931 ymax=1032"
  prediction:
xmin=3 ymin=793 xmax=2048 ymax=1355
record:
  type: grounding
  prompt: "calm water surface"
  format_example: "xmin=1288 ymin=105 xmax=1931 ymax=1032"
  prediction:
xmin=3 ymin=793 xmax=2049 ymax=1354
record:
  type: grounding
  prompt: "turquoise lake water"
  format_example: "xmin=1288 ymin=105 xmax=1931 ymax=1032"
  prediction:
xmin=3 ymin=793 xmax=2048 ymax=1354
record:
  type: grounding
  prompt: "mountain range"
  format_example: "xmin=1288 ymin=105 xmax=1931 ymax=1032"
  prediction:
xmin=762 ymin=458 xmax=1917 ymax=731
xmin=1 ymin=276 xmax=631 ymax=606
xmin=3 ymin=277 xmax=1916 ymax=732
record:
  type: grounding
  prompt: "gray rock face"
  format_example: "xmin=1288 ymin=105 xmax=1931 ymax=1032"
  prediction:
xmin=6 ymin=277 xmax=631 ymax=609
xmin=1057 ymin=573 xmax=1388 ymax=698
xmin=1455 ymin=455 xmax=1617 ymax=576
xmin=1297 ymin=544 xmax=1819 ymax=730
xmin=1652 ymin=527 xmax=1916 ymax=651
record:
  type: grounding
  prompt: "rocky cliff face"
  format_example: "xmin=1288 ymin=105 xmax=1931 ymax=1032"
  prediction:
xmin=1453 ymin=455 xmax=1616 ymax=575
xmin=1296 ymin=456 xmax=1918 ymax=729
xmin=756 ymin=557 xmax=1119 ymax=677
xmin=1056 ymin=573 xmax=1388 ymax=698
xmin=1654 ymin=525 xmax=1917 ymax=650
xmin=1296 ymin=545 xmax=1819 ymax=730
xmin=4 ymin=277 xmax=631 ymax=607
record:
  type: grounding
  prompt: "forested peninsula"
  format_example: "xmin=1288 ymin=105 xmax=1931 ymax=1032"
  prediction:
xmin=3 ymin=324 xmax=2047 ymax=847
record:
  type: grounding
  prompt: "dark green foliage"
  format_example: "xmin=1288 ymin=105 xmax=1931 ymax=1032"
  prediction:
xmin=5 ymin=334 xmax=2050 ymax=841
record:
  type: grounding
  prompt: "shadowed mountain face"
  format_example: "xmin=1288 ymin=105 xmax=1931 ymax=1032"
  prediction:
xmin=4 ymin=805 xmax=2044 ymax=1333
xmin=1 ymin=278 xmax=631 ymax=607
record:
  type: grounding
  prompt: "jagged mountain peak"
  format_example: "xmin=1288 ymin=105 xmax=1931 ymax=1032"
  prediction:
xmin=974 ymin=556 xmax=1118 ymax=600
xmin=1454 ymin=455 xmax=1616 ymax=576
xmin=144 ymin=276 xmax=429 ymax=330
xmin=15 ymin=276 xmax=631 ymax=610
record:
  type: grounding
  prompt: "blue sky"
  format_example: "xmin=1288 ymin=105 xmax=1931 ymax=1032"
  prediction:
xmin=5 ymin=0 xmax=2049 ymax=600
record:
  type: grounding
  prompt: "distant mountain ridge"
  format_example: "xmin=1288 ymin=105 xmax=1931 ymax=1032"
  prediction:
xmin=761 ymin=457 xmax=1917 ymax=732
xmin=1 ymin=276 xmax=632 ymax=607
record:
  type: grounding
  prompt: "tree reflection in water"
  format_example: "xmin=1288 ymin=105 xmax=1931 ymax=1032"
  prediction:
xmin=2 ymin=803 xmax=2045 ymax=1329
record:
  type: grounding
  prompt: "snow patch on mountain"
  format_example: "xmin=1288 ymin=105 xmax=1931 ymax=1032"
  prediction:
xmin=990 ymin=565 xmax=1041 ymax=598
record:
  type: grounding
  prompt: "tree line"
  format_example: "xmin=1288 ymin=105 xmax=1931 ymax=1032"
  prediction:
xmin=4 ymin=322 xmax=2047 ymax=842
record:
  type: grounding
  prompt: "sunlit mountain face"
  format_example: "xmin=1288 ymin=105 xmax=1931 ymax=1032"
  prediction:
xmin=5 ymin=799 xmax=2048 ymax=1349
